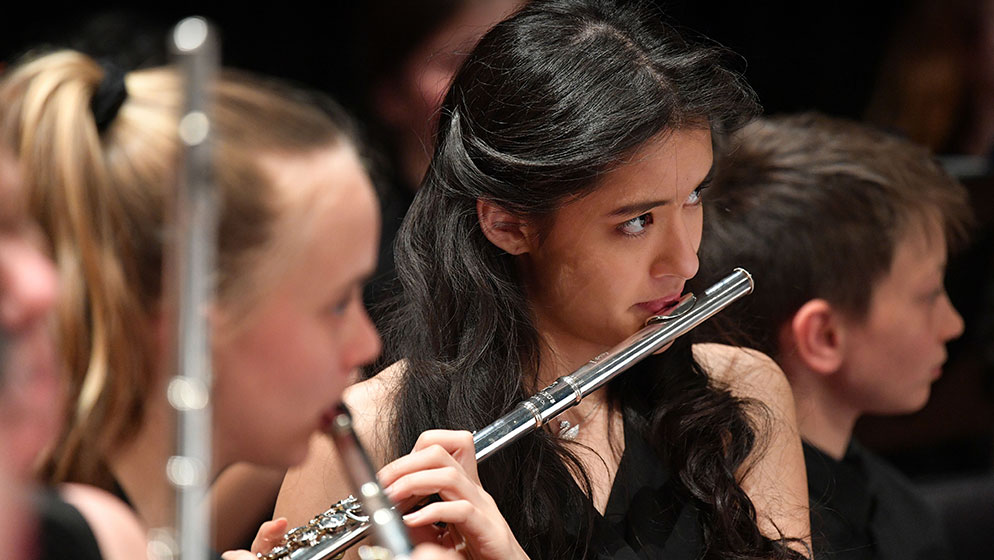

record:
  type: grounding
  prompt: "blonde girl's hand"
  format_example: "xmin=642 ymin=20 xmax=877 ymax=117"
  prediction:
xmin=221 ymin=542 xmax=464 ymax=560
xmin=220 ymin=551 xmax=259 ymax=560
xmin=377 ymin=430 xmax=529 ymax=560
xmin=220 ymin=517 xmax=288 ymax=560
xmin=411 ymin=543 xmax=467 ymax=560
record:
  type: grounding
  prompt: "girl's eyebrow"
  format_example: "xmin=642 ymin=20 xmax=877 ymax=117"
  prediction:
xmin=607 ymin=165 xmax=715 ymax=218
xmin=608 ymin=198 xmax=670 ymax=217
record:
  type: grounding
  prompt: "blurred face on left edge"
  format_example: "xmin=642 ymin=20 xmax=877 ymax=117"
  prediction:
xmin=0 ymin=151 xmax=61 ymax=477
xmin=0 ymin=151 xmax=59 ymax=560
xmin=211 ymin=145 xmax=382 ymax=469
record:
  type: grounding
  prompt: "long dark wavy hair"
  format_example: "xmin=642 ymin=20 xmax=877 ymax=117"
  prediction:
xmin=376 ymin=1 xmax=807 ymax=558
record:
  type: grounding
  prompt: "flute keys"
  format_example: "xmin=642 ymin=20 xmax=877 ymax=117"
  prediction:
xmin=260 ymin=494 xmax=374 ymax=560
xmin=300 ymin=529 xmax=321 ymax=546
xmin=256 ymin=544 xmax=288 ymax=560
xmin=318 ymin=512 xmax=346 ymax=531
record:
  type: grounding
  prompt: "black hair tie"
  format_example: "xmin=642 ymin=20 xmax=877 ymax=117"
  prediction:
xmin=90 ymin=60 xmax=128 ymax=133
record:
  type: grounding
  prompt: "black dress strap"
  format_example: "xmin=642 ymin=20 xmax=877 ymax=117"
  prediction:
xmin=588 ymin=411 xmax=703 ymax=559
xmin=34 ymin=488 xmax=105 ymax=560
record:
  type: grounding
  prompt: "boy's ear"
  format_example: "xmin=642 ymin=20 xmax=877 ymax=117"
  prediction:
xmin=477 ymin=199 xmax=534 ymax=255
xmin=789 ymin=299 xmax=846 ymax=375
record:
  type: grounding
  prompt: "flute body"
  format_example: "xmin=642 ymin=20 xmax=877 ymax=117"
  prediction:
xmin=263 ymin=268 xmax=754 ymax=560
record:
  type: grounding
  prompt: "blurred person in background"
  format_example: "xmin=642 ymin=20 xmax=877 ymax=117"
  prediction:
xmin=352 ymin=0 xmax=525 ymax=322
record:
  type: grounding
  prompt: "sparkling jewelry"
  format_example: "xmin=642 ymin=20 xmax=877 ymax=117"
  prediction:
xmin=557 ymin=400 xmax=603 ymax=441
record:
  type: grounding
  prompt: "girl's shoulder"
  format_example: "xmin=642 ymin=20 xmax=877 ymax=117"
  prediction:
xmin=341 ymin=360 xmax=408 ymax=464
xmin=691 ymin=343 xmax=795 ymax=415
xmin=691 ymin=344 xmax=811 ymax=553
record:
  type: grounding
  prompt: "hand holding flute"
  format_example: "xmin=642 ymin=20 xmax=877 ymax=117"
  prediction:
xmin=222 ymin=522 xmax=465 ymax=560
xmin=241 ymin=428 xmax=527 ymax=560
xmin=224 ymin=398 xmax=527 ymax=560
xmin=273 ymin=269 xmax=755 ymax=560
xmin=377 ymin=430 xmax=529 ymax=560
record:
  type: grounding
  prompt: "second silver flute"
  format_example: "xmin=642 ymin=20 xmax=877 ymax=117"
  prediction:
xmin=266 ymin=267 xmax=754 ymax=560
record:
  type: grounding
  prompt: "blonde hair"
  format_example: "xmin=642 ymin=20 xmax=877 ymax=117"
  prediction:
xmin=0 ymin=50 xmax=357 ymax=487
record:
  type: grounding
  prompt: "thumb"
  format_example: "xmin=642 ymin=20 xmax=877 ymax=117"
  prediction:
xmin=250 ymin=517 xmax=290 ymax=555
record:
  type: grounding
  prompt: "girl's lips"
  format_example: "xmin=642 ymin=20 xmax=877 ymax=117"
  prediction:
xmin=636 ymin=294 xmax=683 ymax=316
xmin=319 ymin=405 xmax=342 ymax=433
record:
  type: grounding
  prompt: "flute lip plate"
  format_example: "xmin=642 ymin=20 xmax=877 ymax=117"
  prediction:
xmin=645 ymin=293 xmax=697 ymax=325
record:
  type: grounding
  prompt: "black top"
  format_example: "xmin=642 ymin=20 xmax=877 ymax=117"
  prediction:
xmin=573 ymin=413 xmax=703 ymax=559
xmin=34 ymin=488 xmax=104 ymax=560
xmin=805 ymin=440 xmax=954 ymax=560
xmin=111 ymin=479 xmax=224 ymax=560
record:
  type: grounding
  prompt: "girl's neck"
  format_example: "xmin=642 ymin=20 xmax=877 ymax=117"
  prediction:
xmin=533 ymin=327 xmax=626 ymax=514
xmin=792 ymin=382 xmax=858 ymax=461
xmin=108 ymin=398 xmax=175 ymax=530
xmin=533 ymin=325 xmax=612 ymax=391
xmin=107 ymin=386 xmax=227 ymax=530
xmin=531 ymin=321 xmax=620 ymax=432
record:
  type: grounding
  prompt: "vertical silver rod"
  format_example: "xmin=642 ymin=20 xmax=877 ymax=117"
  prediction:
xmin=166 ymin=16 xmax=219 ymax=560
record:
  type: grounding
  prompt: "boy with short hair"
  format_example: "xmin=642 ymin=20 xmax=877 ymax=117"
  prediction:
xmin=700 ymin=113 xmax=970 ymax=560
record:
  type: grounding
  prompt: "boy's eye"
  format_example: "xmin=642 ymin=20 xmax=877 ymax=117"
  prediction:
xmin=618 ymin=213 xmax=653 ymax=236
xmin=926 ymin=286 xmax=946 ymax=302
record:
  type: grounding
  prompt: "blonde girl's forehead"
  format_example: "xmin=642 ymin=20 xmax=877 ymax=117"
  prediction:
xmin=221 ymin=146 xmax=368 ymax=314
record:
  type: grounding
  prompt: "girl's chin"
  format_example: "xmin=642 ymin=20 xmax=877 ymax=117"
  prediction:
xmin=651 ymin=341 xmax=675 ymax=356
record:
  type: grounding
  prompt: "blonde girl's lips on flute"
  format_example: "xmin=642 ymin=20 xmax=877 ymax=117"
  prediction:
xmin=319 ymin=405 xmax=342 ymax=433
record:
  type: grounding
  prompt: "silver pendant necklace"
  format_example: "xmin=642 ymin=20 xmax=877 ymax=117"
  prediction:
xmin=558 ymin=400 xmax=603 ymax=441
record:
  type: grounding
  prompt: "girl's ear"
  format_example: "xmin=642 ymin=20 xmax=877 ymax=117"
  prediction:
xmin=477 ymin=199 xmax=536 ymax=255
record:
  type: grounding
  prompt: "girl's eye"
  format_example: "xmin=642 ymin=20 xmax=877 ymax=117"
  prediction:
xmin=686 ymin=184 xmax=708 ymax=206
xmin=327 ymin=288 xmax=357 ymax=316
xmin=332 ymin=298 xmax=350 ymax=316
xmin=618 ymin=213 xmax=653 ymax=236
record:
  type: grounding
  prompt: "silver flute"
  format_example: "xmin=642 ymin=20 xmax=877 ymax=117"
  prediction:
xmin=261 ymin=268 xmax=754 ymax=560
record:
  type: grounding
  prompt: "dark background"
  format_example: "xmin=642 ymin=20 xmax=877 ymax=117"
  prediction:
xmin=3 ymin=0 xmax=992 ymax=485
xmin=0 ymin=0 xmax=904 ymax=118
